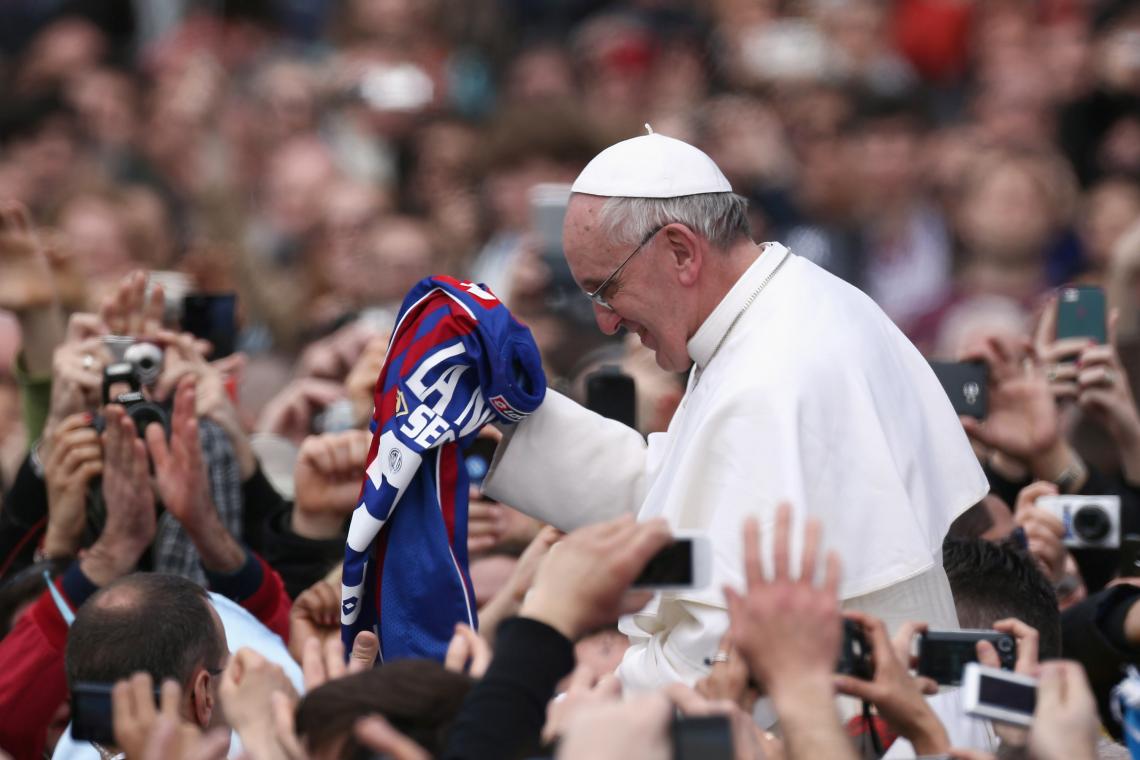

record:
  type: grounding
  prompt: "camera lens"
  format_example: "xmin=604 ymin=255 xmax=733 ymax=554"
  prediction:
xmin=997 ymin=637 xmax=1014 ymax=653
xmin=1072 ymin=505 xmax=1110 ymax=542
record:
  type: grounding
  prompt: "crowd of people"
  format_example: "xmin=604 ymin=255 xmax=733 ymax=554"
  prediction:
xmin=1 ymin=0 xmax=1140 ymax=758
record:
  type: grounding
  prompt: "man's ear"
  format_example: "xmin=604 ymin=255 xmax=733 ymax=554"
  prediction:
xmin=188 ymin=668 xmax=214 ymax=728
xmin=664 ymin=224 xmax=703 ymax=286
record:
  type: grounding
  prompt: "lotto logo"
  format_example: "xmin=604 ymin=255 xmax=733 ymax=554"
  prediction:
xmin=489 ymin=394 xmax=526 ymax=422
xmin=342 ymin=597 xmax=358 ymax=616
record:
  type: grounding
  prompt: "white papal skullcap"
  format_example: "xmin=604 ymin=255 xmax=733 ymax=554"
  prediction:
xmin=570 ymin=125 xmax=733 ymax=199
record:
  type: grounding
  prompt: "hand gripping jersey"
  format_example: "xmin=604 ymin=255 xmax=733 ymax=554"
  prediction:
xmin=341 ymin=276 xmax=546 ymax=662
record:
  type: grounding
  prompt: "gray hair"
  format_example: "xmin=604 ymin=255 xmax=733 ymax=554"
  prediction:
xmin=595 ymin=192 xmax=752 ymax=250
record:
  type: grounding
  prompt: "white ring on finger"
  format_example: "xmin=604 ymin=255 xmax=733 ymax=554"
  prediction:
xmin=83 ymin=354 xmax=95 ymax=371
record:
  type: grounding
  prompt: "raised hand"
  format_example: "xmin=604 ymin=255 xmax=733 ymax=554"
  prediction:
xmin=695 ymin=631 xmax=758 ymax=713
xmin=443 ymin=623 xmax=492 ymax=678
xmin=518 ymin=515 xmax=671 ymax=642
xmin=958 ymin=335 xmax=1060 ymax=462
xmin=0 ymin=201 xmax=56 ymax=313
xmin=99 ymin=269 xmax=165 ymax=337
xmin=300 ymin=632 xmax=379 ymax=691
xmin=724 ymin=503 xmax=842 ymax=704
xmin=41 ymin=411 xmax=102 ymax=558
xmin=1028 ymin=661 xmax=1099 ymax=760
xmin=256 ymin=378 xmax=346 ymax=444
xmin=45 ymin=335 xmax=111 ymax=429
xmin=293 ymin=429 xmax=371 ymax=515
xmin=80 ymin=406 xmax=156 ymax=586
xmin=113 ymin=673 xmax=228 ymax=760
xmin=288 ymin=572 xmax=341 ymax=663
xmin=834 ymin=612 xmax=948 ymax=756
xmin=146 ymin=377 xmax=244 ymax=573
xmin=1013 ymin=481 xmax=1068 ymax=584
xmin=219 ymin=648 xmax=299 ymax=756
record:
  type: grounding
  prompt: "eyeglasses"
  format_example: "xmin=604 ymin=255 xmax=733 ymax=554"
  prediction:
xmin=584 ymin=224 xmax=666 ymax=311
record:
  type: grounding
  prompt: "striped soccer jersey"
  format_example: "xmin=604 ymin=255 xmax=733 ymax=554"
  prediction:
xmin=341 ymin=276 xmax=546 ymax=662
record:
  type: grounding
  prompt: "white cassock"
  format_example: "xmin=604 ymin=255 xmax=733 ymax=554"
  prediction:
xmin=483 ymin=243 xmax=990 ymax=689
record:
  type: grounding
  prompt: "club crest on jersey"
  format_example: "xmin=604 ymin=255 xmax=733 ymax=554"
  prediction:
xmin=489 ymin=394 xmax=527 ymax=422
xmin=387 ymin=448 xmax=404 ymax=474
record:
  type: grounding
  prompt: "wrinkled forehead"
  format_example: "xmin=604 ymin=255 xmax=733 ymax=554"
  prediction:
xmin=563 ymin=194 xmax=620 ymax=274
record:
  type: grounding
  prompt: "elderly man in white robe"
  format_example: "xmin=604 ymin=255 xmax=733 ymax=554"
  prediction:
xmin=483 ymin=130 xmax=989 ymax=691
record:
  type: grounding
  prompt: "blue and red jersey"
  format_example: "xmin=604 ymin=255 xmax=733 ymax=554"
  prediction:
xmin=340 ymin=276 xmax=546 ymax=662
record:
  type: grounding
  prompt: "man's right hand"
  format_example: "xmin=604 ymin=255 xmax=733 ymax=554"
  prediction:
xmin=519 ymin=514 xmax=671 ymax=641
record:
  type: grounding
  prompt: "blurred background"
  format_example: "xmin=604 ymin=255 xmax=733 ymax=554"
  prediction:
xmin=1 ymin=0 xmax=1139 ymax=471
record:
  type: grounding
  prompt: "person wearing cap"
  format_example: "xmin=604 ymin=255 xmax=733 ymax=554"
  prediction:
xmin=481 ymin=130 xmax=989 ymax=690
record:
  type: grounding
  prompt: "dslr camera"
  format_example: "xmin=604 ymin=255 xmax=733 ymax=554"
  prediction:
xmin=92 ymin=357 xmax=170 ymax=439
xmin=1037 ymin=495 xmax=1121 ymax=549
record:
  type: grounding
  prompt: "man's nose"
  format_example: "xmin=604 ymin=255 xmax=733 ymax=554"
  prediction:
xmin=593 ymin=304 xmax=622 ymax=335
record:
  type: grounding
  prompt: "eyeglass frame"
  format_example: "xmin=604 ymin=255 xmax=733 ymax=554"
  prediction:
xmin=584 ymin=223 xmax=668 ymax=311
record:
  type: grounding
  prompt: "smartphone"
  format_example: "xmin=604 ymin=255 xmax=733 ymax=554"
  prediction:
xmin=929 ymin=361 xmax=988 ymax=418
xmin=585 ymin=365 xmax=637 ymax=430
xmin=1056 ymin=285 xmax=1106 ymax=344
xmin=71 ymin=681 xmax=159 ymax=744
xmin=962 ymin=663 xmax=1037 ymax=727
xmin=529 ymin=184 xmax=593 ymax=326
xmin=1120 ymin=534 xmax=1140 ymax=578
xmin=837 ymin=619 xmax=874 ymax=679
xmin=181 ymin=292 xmax=237 ymax=358
xmin=672 ymin=715 xmax=734 ymax=760
xmin=917 ymin=629 xmax=1017 ymax=686
xmin=465 ymin=436 xmax=498 ymax=488
xmin=632 ymin=533 xmax=711 ymax=590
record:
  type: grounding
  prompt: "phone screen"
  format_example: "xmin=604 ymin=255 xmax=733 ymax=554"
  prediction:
xmin=1056 ymin=286 xmax=1106 ymax=344
xmin=633 ymin=540 xmax=693 ymax=587
xmin=70 ymin=683 xmax=116 ymax=745
xmin=465 ymin=437 xmax=498 ymax=487
xmin=181 ymin=293 xmax=237 ymax=358
xmin=978 ymin=673 xmax=1036 ymax=715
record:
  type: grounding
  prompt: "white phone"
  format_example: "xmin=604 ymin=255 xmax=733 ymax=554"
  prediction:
xmin=632 ymin=532 xmax=712 ymax=591
xmin=962 ymin=663 xmax=1037 ymax=727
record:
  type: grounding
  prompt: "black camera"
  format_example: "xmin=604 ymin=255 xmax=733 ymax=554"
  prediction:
xmin=92 ymin=362 xmax=170 ymax=439
xmin=917 ymin=629 xmax=1017 ymax=686
xmin=837 ymin=619 xmax=874 ymax=680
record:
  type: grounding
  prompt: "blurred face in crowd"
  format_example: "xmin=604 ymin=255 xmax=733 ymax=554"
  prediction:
xmin=264 ymin=138 xmax=337 ymax=237
xmin=66 ymin=68 xmax=138 ymax=149
xmin=57 ymin=194 xmax=132 ymax=281
xmin=563 ymin=195 xmax=695 ymax=372
xmin=333 ymin=216 xmax=435 ymax=306
xmin=1079 ymin=178 xmax=1140 ymax=268
xmin=855 ymin=116 xmax=921 ymax=205
xmin=958 ymin=158 xmax=1055 ymax=264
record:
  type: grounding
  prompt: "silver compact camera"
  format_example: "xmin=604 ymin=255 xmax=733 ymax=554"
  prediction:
xmin=1037 ymin=495 xmax=1121 ymax=549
